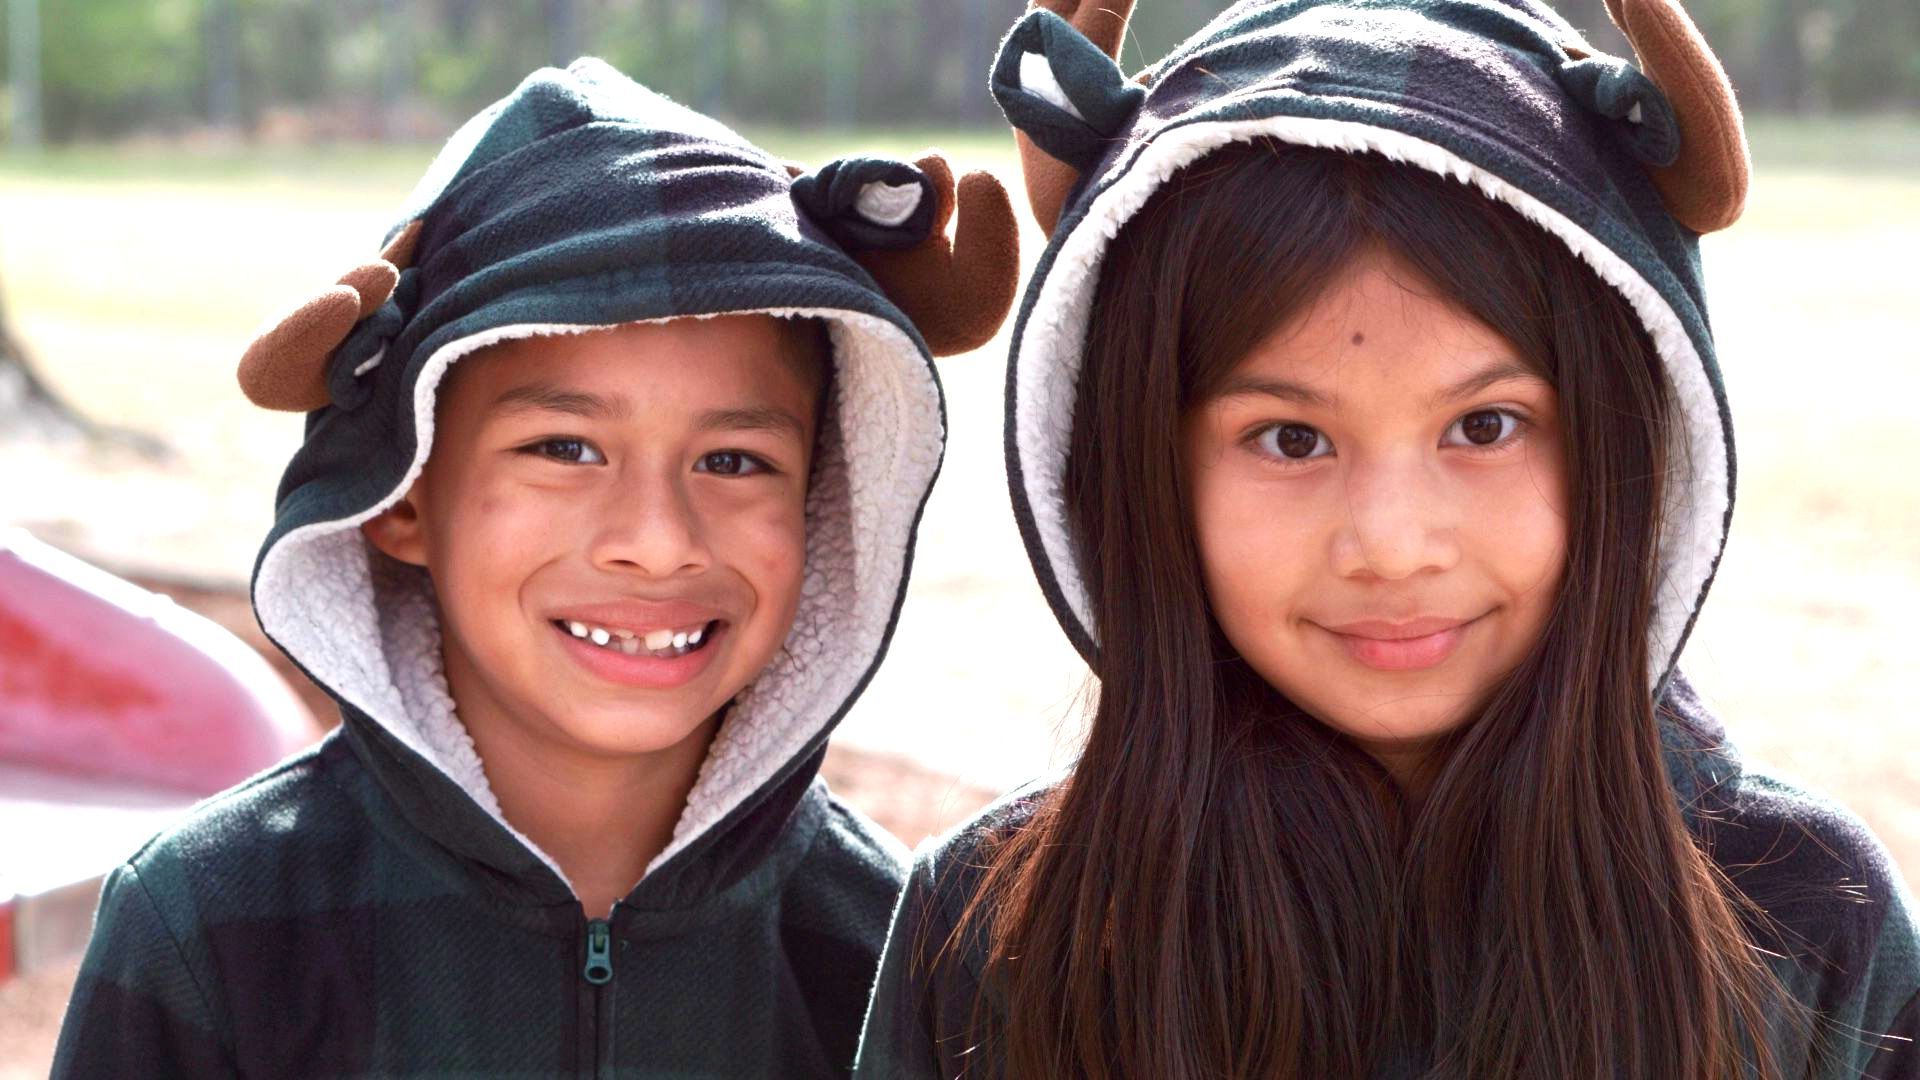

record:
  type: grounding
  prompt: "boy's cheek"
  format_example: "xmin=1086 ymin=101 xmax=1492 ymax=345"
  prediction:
xmin=719 ymin=510 xmax=809 ymax=589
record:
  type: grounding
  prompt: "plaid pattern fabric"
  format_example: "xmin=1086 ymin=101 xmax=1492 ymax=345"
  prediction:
xmin=855 ymin=675 xmax=1920 ymax=1078
xmin=56 ymin=730 xmax=905 ymax=1077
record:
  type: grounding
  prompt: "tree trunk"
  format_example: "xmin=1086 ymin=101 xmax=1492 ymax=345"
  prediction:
xmin=0 ymin=282 xmax=167 ymax=458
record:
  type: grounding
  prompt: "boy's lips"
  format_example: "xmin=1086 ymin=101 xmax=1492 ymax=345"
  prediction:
xmin=544 ymin=599 xmax=735 ymax=689
xmin=547 ymin=599 xmax=728 ymax=634
xmin=550 ymin=617 xmax=728 ymax=690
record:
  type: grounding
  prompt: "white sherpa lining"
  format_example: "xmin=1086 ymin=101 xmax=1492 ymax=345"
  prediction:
xmin=1011 ymin=115 xmax=1729 ymax=690
xmin=256 ymin=308 xmax=940 ymax=897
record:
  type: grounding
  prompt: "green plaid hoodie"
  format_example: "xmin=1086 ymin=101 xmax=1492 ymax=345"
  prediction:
xmin=54 ymin=58 xmax=963 ymax=1078
xmin=853 ymin=0 xmax=1920 ymax=1076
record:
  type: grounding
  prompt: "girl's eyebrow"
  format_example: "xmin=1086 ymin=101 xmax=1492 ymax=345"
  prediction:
xmin=1427 ymin=359 xmax=1543 ymax=408
xmin=1213 ymin=358 xmax=1542 ymax=410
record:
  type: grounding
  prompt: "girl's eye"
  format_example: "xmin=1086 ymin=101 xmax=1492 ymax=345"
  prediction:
xmin=1252 ymin=423 xmax=1332 ymax=462
xmin=695 ymin=451 xmax=771 ymax=477
xmin=523 ymin=438 xmax=606 ymax=465
xmin=1442 ymin=409 xmax=1525 ymax=450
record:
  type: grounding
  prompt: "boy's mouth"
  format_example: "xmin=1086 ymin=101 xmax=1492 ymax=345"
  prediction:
xmin=550 ymin=618 xmax=722 ymax=659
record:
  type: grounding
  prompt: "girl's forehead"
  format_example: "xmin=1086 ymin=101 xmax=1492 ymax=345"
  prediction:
xmin=1216 ymin=258 xmax=1548 ymax=409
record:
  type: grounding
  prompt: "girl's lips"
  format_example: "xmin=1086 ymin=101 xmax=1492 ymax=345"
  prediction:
xmin=552 ymin=618 xmax=727 ymax=689
xmin=1321 ymin=614 xmax=1483 ymax=672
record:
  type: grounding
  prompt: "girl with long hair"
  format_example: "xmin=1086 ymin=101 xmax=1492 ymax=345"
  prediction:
xmin=853 ymin=0 xmax=1919 ymax=1076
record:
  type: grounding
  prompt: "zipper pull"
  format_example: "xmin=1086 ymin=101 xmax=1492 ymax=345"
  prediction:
xmin=582 ymin=918 xmax=613 ymax=986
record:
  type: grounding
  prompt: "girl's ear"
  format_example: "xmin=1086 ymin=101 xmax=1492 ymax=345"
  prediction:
xmin=360 ymin=483 xmax=430 ymax=567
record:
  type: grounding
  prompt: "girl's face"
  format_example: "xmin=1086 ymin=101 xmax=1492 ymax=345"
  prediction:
xmin=1181 ymin=249 xmax=1568 ymax=776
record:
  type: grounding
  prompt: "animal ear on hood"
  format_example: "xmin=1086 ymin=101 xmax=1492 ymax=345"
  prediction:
xmin=991 ymin=0 xmax=1140 ymax=236
xmin=237 ymin=219 xmax=423 ymax=412
xmin=1602 ymin=0 xmax=1750 ymax=231
xmin=791 ymin=152 xmax=1021 ymax=356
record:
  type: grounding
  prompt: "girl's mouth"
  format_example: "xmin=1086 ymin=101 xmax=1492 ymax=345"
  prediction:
xmin=550 ymin=618 xmax=723 ymax=659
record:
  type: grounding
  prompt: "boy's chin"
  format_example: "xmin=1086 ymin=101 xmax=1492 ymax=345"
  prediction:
xmin=541 ymin=701 xmax=727 ymax=760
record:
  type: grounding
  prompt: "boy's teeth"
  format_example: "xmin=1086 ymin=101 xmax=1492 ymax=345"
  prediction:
xmin=561 ymin=618 xmax=713 ymax=657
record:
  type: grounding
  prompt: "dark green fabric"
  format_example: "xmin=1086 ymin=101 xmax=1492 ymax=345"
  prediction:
xmin=854 ymin=676 xmax=1920 ymax=1078
xmin=57 ymin=729 xmax=904 ymax=1078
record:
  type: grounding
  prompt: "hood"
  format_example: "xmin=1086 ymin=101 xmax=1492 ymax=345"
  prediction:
xmin=992 ymin=0 xmax=1749 ymax=694
xmin=238 ymin=59 xmax=1017 ymax=905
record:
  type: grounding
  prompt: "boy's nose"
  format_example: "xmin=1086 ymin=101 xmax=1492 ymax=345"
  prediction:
xmin=589 ymin=470 xmax=712 ymax=578
xmin=1330 ymin=458 xmax=1461 ymax=582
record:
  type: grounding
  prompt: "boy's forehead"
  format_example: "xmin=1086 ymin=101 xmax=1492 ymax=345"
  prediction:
xmin=438 ymin=315 xmax=827 ymax=420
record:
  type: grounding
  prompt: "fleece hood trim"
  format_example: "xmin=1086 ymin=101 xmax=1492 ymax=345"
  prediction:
xmin=247 ymin=59 xmax=952 ymax=906
xmin=993 ymin=0 xmax=1738 ymax=693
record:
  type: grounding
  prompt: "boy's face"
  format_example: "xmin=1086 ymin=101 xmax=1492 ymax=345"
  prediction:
xmin=364 ymin=315 xmax=822 ymax=761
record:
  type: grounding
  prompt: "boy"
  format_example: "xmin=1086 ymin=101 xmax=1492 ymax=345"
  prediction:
xmin=52 ymin=58 xmax=1016 ymax=1077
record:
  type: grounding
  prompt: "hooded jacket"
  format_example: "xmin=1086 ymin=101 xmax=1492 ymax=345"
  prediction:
xmin=53 ymin=59 xmax=1016 ymax=1079
xmin=852 ymin=1 xmax=1919 ymax=1075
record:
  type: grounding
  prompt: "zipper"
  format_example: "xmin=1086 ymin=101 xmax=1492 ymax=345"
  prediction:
xmin=583 ymin=918 xmax=614 ymax=985
xmin=579 ymin=912 xmax=617 ymax=1077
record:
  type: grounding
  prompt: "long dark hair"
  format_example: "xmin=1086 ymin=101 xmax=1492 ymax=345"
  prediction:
xmin=948 ymin=141 xmax=1799 ymax=1077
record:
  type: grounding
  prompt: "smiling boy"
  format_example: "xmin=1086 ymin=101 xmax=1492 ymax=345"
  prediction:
xmin=52 ymin=59 xmax=1015 ymax=1078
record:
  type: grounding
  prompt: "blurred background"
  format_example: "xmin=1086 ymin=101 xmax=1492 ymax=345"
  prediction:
xmin=0 ymin=0 xmax=1914 ymax=1074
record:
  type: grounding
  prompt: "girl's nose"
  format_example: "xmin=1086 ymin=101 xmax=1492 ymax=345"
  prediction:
xmin=1330 ymin=458 xmax=1461 ymax=582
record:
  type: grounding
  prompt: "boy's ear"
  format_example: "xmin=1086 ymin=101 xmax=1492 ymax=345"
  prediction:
xmin=360 ymin=484 xmax=430 ymax=567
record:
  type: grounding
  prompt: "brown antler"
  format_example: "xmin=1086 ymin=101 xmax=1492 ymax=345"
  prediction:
xmin=1019 ymin=0 xmax=1137 ymax=235
xmin=236 ymin=220 xmax=423 ymax=412
xmin=856 ymin=153 xmax=1021 ymax=357
xmin=1604 ymin=0 xmax=1748 ymax=231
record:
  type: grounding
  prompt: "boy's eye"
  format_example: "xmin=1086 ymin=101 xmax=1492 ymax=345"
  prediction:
xmin=694 ymin=451 xmax=770 ymax=477
xmin=1442 ymin=409 xmax=1524 ymax=449
xmin=1253 ymin=423 xmax=1332 ymax=462
xmin=523 ymin=438 xmax=606 ymax=465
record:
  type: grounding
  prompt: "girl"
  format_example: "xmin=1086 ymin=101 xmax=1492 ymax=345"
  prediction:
xmin=855 ymin=0 xmax=1919 ymax=1077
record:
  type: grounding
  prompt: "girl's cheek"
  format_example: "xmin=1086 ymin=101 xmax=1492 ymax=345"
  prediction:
xmin=1474 ymin=446 xmax=1570 ymax=600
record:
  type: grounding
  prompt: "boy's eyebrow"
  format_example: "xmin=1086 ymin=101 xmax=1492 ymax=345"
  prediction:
xmin=487 ymin=386 xmax=807 ymax=439
xmin=696 ymin=406 xmax=809 ymax=441
xmin=1213 ymin=359 xmax=1542 ymax=411
xmin=488 ymin=384 xmax=632 ymax=421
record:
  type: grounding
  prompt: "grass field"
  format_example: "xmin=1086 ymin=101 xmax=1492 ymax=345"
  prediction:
xmin=0 ymin=118 xmax=1914 ymax=1074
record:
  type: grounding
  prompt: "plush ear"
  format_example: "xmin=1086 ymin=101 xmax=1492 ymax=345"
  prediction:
xmin=1602 ymin=0 xmax=1749 ymax=231
xmin=792 ymin=152 xmax=1021 ymax=356
xmin=851 ymin=153 xmax=1021 ymax=356
xmin=236 ymin=219 xmax=424 ymax=412
xmin=992 ymin=0 xmax=1139 ymax=235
